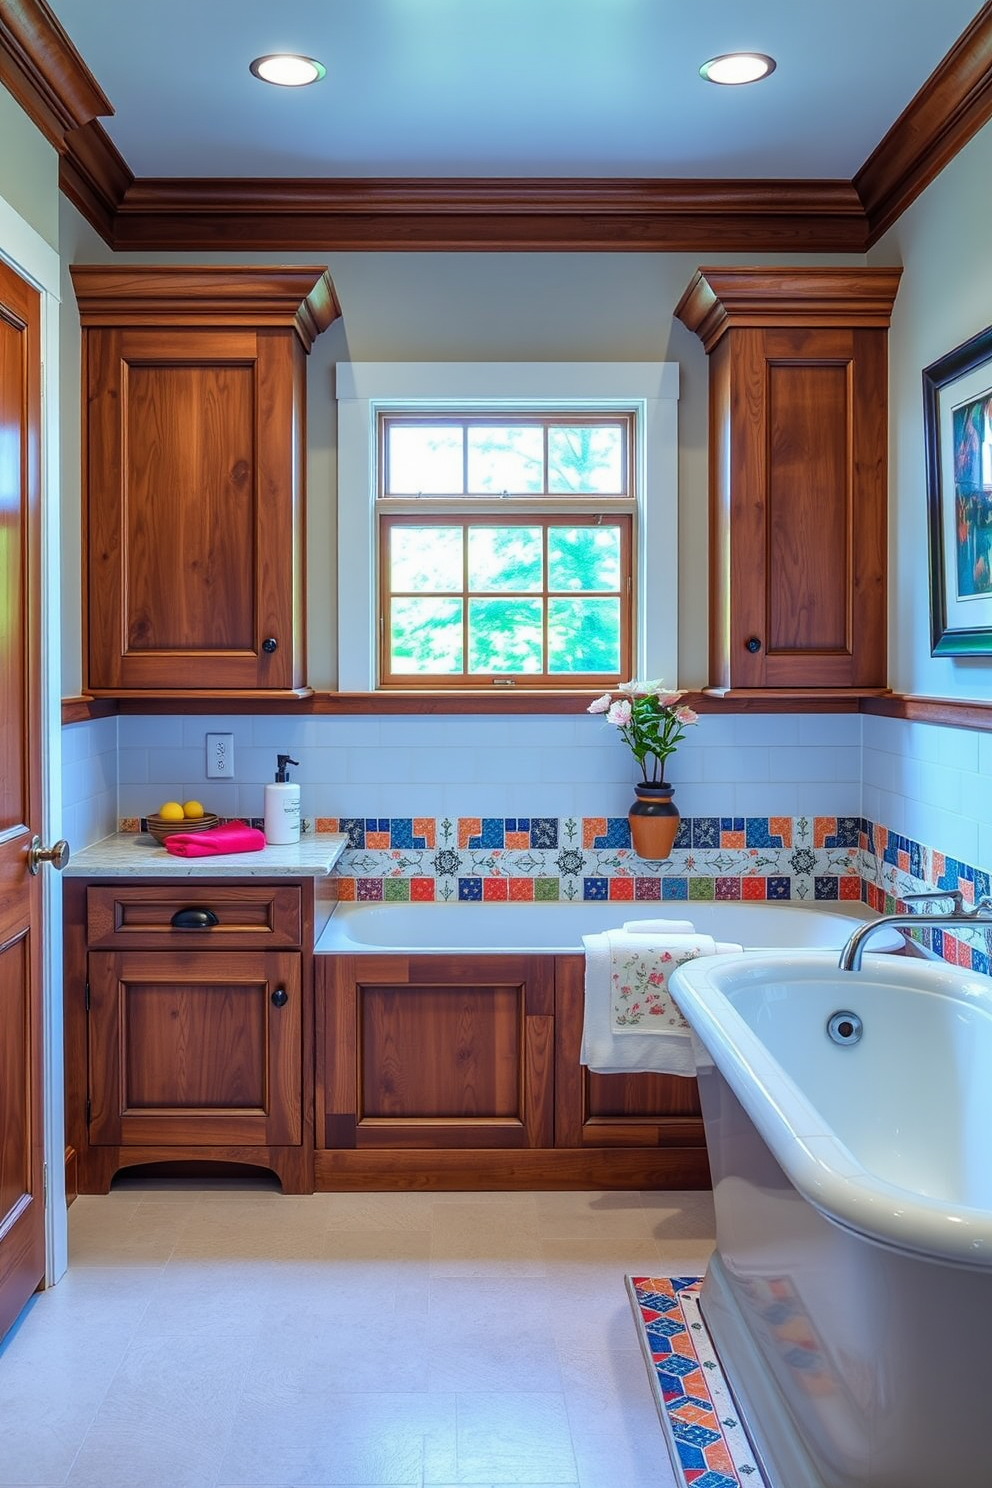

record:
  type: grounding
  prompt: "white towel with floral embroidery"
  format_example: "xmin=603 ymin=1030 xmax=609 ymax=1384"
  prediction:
xmin=580 ymin=930 xmax=742 ymax=1076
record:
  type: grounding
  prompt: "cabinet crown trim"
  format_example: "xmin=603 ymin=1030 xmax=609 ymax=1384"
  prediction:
xmin=674 ymin=265 xmax=903 ymax=353
xmin=68 ymin=264 xmax=341 ymax=350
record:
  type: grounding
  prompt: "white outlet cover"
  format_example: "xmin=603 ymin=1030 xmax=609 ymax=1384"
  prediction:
xmin=206 ymin=732 xmax=235 ymax=778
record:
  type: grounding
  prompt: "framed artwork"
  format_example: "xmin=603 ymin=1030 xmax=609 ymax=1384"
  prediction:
xmin=924 ymin=325 xmax=992 ymax=655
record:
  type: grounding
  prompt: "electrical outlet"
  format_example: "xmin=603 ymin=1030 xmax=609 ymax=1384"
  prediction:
xmin=206 ymin=732 xmax=235 ymax=779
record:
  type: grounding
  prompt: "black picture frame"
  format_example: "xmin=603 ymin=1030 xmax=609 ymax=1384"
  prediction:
xmin=923 ymin=324 xmax=992 ymax=655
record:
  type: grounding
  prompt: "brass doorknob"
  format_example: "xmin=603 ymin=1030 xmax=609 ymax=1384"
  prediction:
xmin=27 ymin=837 xmax=71 ymax=875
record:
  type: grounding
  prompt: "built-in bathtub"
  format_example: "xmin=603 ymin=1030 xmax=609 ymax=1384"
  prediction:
xmin=316 ymin=899 xmax=894 ymax=954
xmin=313 ymin=899 xmax=902 ymax=1196
xmin=669 ymin=949 xmax=992 ymax=1488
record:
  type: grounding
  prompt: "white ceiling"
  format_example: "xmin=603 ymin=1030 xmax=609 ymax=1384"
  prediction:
xmin=46 ymin=0 xmax=983 ymax=182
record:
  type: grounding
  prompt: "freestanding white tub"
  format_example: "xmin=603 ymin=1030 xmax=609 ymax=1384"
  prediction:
xmin=316 ymin=899 xmax=894 ymax=954
xmin=669 ymin=948 xmax=992 ymax=1488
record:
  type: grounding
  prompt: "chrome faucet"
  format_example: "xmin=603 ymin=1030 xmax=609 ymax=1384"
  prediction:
xmin=838 ymin=890 xmax=992 ymax=972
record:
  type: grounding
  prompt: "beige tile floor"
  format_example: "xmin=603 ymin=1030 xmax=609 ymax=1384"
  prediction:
xmin=0 ymin=1180 xmax=715 ymax=1488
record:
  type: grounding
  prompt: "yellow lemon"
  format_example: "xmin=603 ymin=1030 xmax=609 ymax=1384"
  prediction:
xmin=182 ymin=800 xmax=205 ymax=819
xmin=158 ymin=801 xmax=184 ymax=821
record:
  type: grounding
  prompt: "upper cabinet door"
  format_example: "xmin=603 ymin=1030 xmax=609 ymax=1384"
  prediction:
xmin=71 ymin=265 xmax=340 ymax=697
xmin=675 ymin=267 xmax=901 ymax=695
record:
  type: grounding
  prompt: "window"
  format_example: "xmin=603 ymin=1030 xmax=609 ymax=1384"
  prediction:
xmin=378 ymin=413 xmax=633 ymax=689
xmin=335 ymin=363 xmax=679 ymax=695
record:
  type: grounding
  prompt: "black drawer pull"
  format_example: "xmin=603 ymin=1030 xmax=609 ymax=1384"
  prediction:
xmin=744 ymin=635 xmax=762 ymax=653
xmin=271 ymin=987 xmax=289 ymax=1008
xmin=170 ymin=907 xmax=220 ymax=930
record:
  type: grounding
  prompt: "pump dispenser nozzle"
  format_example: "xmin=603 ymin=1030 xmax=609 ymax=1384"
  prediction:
xmin=275 ymin=754 xmax=299 ymax=783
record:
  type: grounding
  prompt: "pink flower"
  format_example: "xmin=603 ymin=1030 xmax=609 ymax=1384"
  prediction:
xmin=587 ymin=693 xmax=613 ymax=714
xmin=607 ymin=699 xmax=632 ymax=726
xmin=674 ymin=705 xmax=698 ymax=725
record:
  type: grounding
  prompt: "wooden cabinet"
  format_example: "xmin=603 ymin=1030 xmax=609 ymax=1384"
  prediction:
xmin=64 ymin=878 xmax=317 ymax=1194
xmin=315 ymin=952 xmax=708 ymax=1190
xmin=674 ymin=267 xmax=901 ymax=693
xmin=69 ymin=265 xmax=340 ymax=697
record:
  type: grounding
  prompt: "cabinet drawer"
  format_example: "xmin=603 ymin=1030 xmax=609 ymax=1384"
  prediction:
xmin=87 ymin=884 xmax=303 ymax=948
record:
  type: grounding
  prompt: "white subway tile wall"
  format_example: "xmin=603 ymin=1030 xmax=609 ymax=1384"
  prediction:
xmin=863 ymin=714 xmax=992 ymax=871
xmin=61 ymin=715 xmax=119 ymax=849
xmin=113 ymin=712 xmax=864 ymax=824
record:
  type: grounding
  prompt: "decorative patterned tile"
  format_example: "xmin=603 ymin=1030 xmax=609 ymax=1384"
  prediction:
xmin=583 ymin=876 xmax=609 ymax=900
xmin=509 ymin=877 xmax=535 ymax=901
xmin=483 ymin=876 xmax=508 ymax=901
xmin=531 ymin=817 xmax=559 ymax=848
xmin=535 ymin=876 xmax=559 ymax=900
xmin=356 ymin=877 xmax=384 ymax=901
xmin=383 ymin=877 xmax=410 ymax=901
xmin=635 ymin=878 xmax=662 ymax=900
xmin=457 ymin=877 xmax=483 ymax=901
xmin=410 ymin=876 xmax=435 ymax=901
xmin=813 ymin=876 xmax=838 ymax=900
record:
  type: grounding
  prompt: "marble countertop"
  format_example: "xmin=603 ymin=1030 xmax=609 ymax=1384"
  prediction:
xmin=63 ymin=831 xmax=349 ymax=879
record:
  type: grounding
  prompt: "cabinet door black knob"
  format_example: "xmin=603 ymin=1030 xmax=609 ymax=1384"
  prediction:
xmin=170 ymin=907 xmax=219 ymax=929
xmin=271 ymin=987 xmax=289 ymax=1008
xmin=744 ymin=636 xmax=762 ymax=653
xmin=262 ymin=636 xmax=278 ymax=653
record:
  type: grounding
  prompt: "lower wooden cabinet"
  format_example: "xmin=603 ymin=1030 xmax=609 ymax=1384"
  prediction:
xmin=63 ymin=878 xmax=315 ymax=1195
xmin=315 ymin=952 xmax=709 ymax=1191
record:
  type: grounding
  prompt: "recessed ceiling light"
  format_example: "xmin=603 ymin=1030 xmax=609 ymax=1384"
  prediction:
xmin=699 ymin=53 xmax=776 ymax=86
xmin=249 ymin=54 xmax=326 ymax=87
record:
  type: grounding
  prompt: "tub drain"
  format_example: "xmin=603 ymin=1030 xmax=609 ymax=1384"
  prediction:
xmin=827 ymin=1010 xmax=862 ymax=1045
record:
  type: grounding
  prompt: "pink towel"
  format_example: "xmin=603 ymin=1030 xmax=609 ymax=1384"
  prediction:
xmin=163 ymin=821 xmax=266 ymax=857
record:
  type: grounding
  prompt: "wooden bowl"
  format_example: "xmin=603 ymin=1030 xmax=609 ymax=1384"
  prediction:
xmin=145 ymin=812 xmax=220 ymax=845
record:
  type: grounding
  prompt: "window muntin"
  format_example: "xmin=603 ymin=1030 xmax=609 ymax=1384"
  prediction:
xmin=379 ymin=514 xmax=632 ymax=688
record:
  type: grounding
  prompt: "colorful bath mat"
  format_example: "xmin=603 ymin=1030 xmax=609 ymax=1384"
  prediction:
xmin=626 ymin=1275 xmax=769 ymax=1488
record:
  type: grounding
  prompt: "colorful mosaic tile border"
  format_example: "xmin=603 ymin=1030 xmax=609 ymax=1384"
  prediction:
xmin=313 ymin=814 xmax=860 ymax=904
xmin=859 ymin=821 xmax=992 ymax=976
xmin=627 ymin=1275 xmax=767 ymax=1488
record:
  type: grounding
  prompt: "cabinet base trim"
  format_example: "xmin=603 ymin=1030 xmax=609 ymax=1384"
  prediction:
xmin=314 ymin=1147 xmax=710 ymax=1191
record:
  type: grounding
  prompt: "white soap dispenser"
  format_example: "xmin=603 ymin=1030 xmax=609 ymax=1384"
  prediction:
xmin=264 ymin=754 xmax=301 ymax=845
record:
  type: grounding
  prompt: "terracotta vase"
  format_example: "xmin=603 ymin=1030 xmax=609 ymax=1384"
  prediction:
xmin=628 ymin=782 xmax=680 ymax=861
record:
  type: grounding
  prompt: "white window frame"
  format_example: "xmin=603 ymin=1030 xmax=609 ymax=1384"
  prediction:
xmin=335 ymin=361 xmax=679 ymax=692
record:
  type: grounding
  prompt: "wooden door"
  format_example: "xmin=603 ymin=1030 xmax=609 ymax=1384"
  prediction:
xmin=722 ymin=325 xmax=888 ymax=689
xmin=87 ymin=950 xmax=303 ymax=1147
xmin=0 ymin=258 xmax=45 ymax=1341
xmin=320 ymin=954 xmax=554 ymax=1151
xmin=81 ymin=326 xmax=305 ymax=693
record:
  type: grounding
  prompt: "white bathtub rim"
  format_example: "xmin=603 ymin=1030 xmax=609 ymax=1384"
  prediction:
xmin=317 ymin=898 xmax=894 ymax=954
xmin=671 ymin=949 xmax=992 ymax=1269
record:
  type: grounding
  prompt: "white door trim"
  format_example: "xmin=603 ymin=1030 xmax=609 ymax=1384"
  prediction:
xmin=0 ymin=191 xmax=67 ymax=1284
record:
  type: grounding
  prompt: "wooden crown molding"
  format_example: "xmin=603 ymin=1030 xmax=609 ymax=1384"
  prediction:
xmin=856 ymin=1 xmax=992 ymax=245
xmin=58 ymin=118 xmax=132 ymax=245
xmin=12 ymin=5 xmax=992 ymax=252
xmin=100 ymin=175 xmax=867 ymax=254
xmin=0 ymin=0 xmax=111 ymax=151
xmin=673 ymin=265 xmax=903 ymax=352
xmin=68 ymin=263 xmax=341 ymax=348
